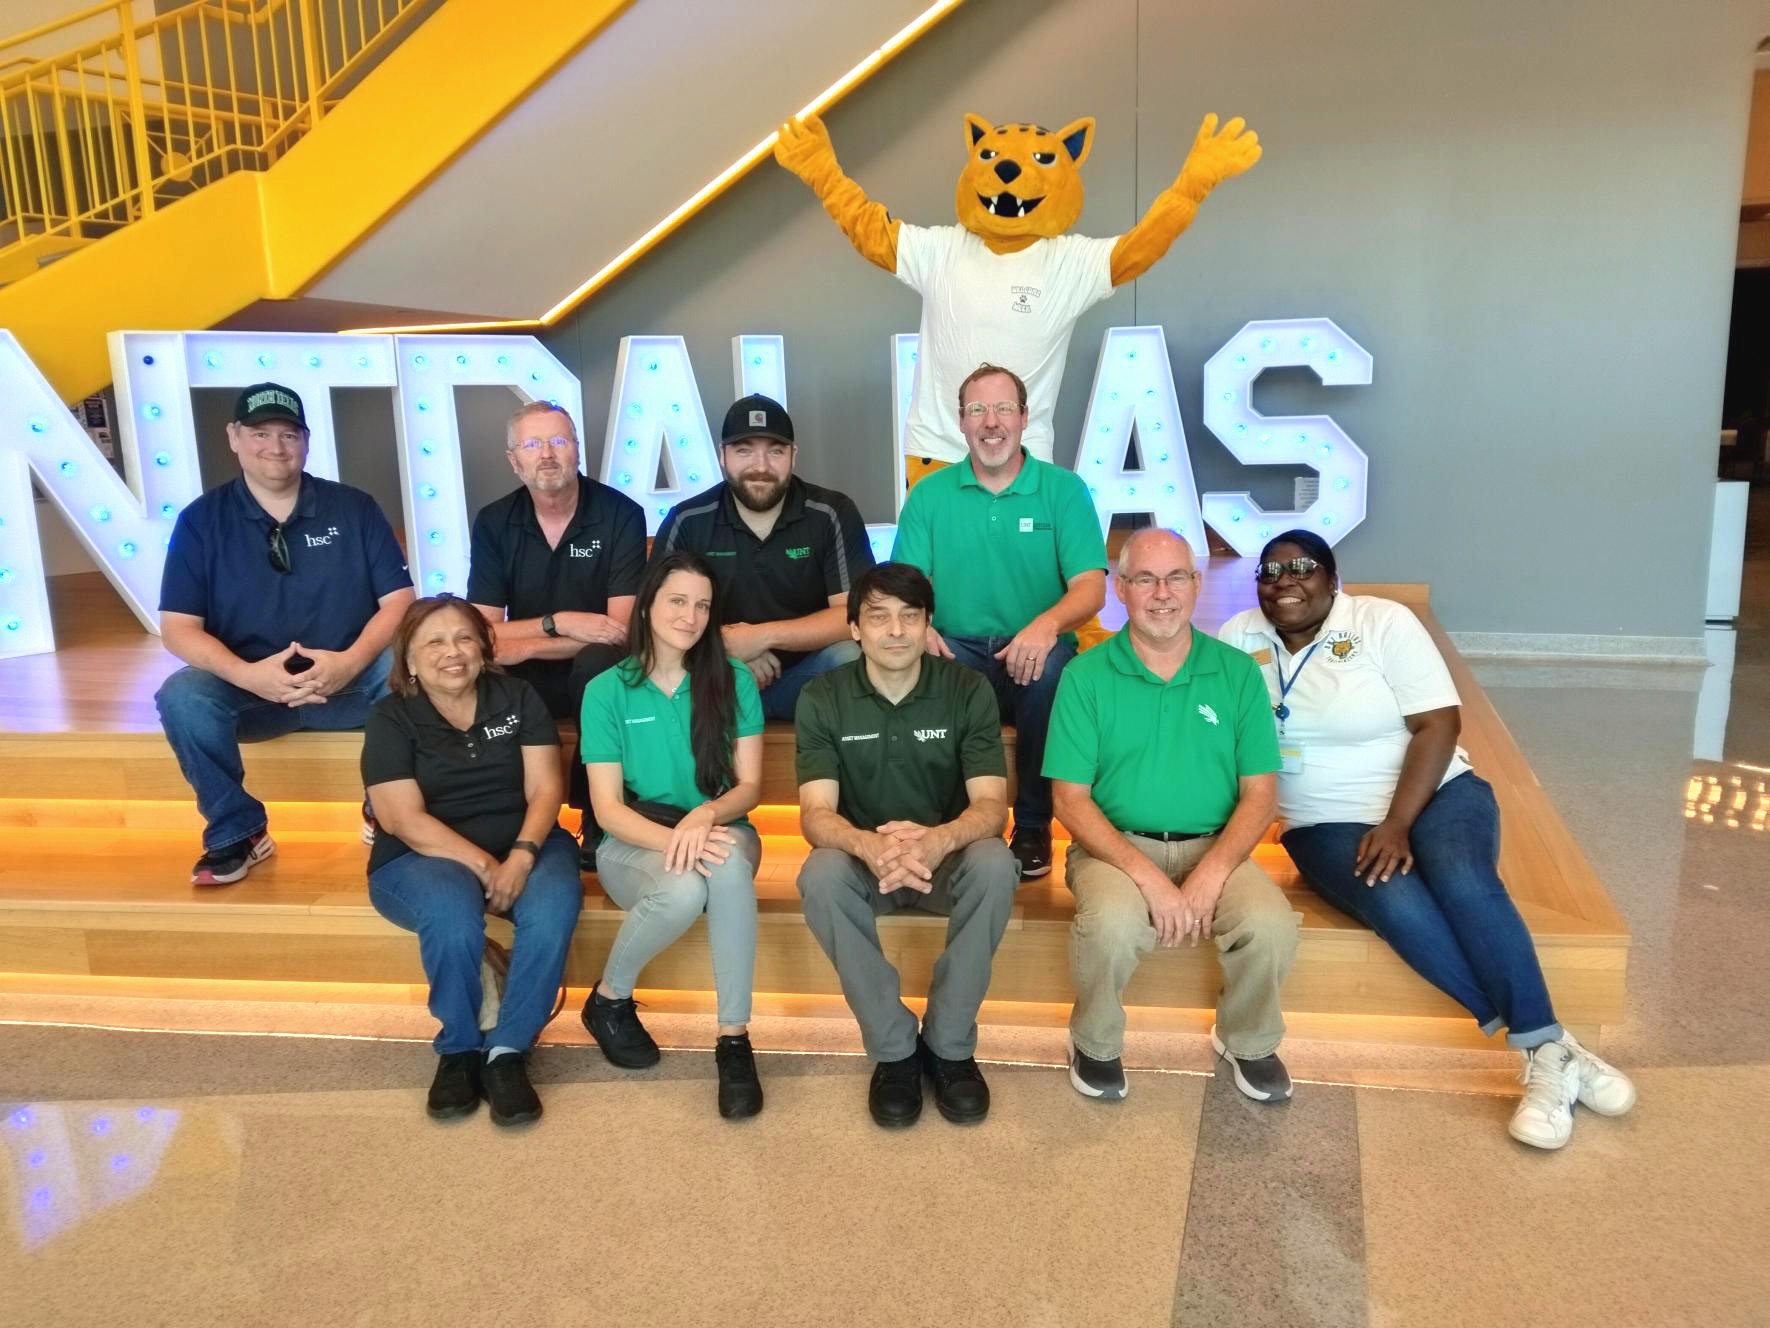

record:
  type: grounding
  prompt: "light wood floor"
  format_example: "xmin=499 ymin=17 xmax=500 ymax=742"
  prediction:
xmin=0 ymin=570 xmax=1630 ymax=1043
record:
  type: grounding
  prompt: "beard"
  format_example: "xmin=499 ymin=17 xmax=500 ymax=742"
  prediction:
xmin=730 ymin=472 xmax=789 ymax=512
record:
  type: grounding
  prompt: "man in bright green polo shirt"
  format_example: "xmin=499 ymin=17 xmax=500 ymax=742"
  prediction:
xmin=1044 ymin=527 xmax=1299 ymax=1105
xmin=795 ymin=562 xmax=1019 ymax=1129
xmin=892 ymin=362 xmax=1107 ymax=883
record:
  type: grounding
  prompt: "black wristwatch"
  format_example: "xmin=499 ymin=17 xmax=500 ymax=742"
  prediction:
xmin=541 ymin=614 xmax=560 ymax=638
xmin=510 ymin=840 xmax=542 ymax=857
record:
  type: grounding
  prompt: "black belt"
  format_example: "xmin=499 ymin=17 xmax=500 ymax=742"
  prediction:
xmin=1125 ymin=828 xmax=1216 ymax=843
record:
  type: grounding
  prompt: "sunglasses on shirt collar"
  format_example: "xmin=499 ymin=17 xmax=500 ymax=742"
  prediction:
xmin=1254 ymin=556 xmax=1322 ymax=584
xmin=266 ymin=523 xmax=291 ymax=575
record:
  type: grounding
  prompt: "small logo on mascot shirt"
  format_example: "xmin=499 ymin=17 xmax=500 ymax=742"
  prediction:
xmin=912 ymin=728 xmax=948 ymax=742
xmin=785 ymin=546 xmax=811 ymax=560
xmin=482 ymin=714 xmax=520 ymax=739
xmin=569 ymin=539 xmax=602 ymax=559
xmin=304 ymin=525 xmax=341 ymax=548
xmin=1325 ymin=631 xmax=1361 ymax=662
xmin=1197 ymin=704 xmax=1219 ymax=726
xmin=1010 ymin=284 xmax=1042 ymax=316
xmin=748 ymin=410 xmax=768 ymax=427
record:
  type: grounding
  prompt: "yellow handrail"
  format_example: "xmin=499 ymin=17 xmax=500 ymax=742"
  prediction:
xmin=0 ymin=0 xmax=426 ymax=270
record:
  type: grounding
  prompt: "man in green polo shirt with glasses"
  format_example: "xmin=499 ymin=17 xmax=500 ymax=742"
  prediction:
xmin=795 ymin=562 xmax=1020 ymax=1129
xmin=893 ymin=363 xmax=1108 ymax=883
xmin=1045 ymin=528 xmax=1300 ymax=1104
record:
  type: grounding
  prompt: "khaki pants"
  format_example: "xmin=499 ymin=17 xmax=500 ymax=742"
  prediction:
xmin=1066 ymin=834 xmax=1300 ymax=1060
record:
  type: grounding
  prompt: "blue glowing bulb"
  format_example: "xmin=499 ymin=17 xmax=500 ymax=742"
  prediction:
xmin=1319 ymin=442 xmax=1333 ymax=454
xmin=27 ymin=1150 xmax=44 ymax=1167
xmin=415 ymin=400 xmax=430 ymax=413
xmin=354 ymin=354 xmax=370 ymax=368
xmin=1109 ymin=391 xmax=1119 ymax=401
xmin=625 ymin=402 xmax=643 ymax=417
xmin=10 ymin=1109 xmax=28 ymax=1128
xmin=258 ymin=352 xmax=275 ymax=368
xmin=1230 ymin=510 xmax=1244 ymax=523
xmin=1234 ymin=423 xmax=1247 ymax=435
xmin=1234 ymin=354 xmax=1247 ymax=365
xmin=1296 ymin=433 xmax=1308 ymax=445
xmin=419 ymin=442 xmax=435 ymax=456
xmin=419 ymin=484 xmax=437 ymax=499
xmin=1259 ymin=526 xmax=1272 ymax=539
xmin=455 ymin=354 xmax=468 ymax=367
xmin=1321 ymin=514 xmax=1334 ymax=527
xmin=688 ymin=472 xmax=700 ymax=483
xmin=142 ymin=404 xmax=161 ymax=420
xmin=160 ymin=503 xmax=177 ymax=518
xmin=3 ymin=620 xmax=19 ymax=633
xmin=110 ymin=1154 xmax=130 ymax=1170
xmin=204 ymin=352 xmax=222 ymax=368
xmin=1299 ymin=336 xmax=1314 ymax=350
xmin=1334 ymin=476 xmax=1349 ymax=491
xmin=427 ymin=530 xmax=444 ymax=545
xmin=1165 ymin=484 xmax=1176 ymax=494
xmin=59 ymin=460 xmax=76 ymax=475
xmin=1260 ymin=337 xmax=1274 ymax=350
xmin=1221 ymin=391 xmax=1235 ymax=402
xmin=0 ymin=568 xmax=10 ymax=581
xmin=1093 ymin=456 xmax=1104 ymax=466
xmin=1127 ymin=485 xmax=1137 ymax=496
xmin=28 ymin=416 xmax=48 ymax=433
xmin=1325 ymin=349 xmax=1340 ymax=362
xmin=92 ymin=1117 xmax=110 ymax=1135
xmin=90 ymin=505 xmax=111 ymax=523
xmin=670 ymin=402 xmax=681 ymax=413
xmin=677 ymin=436 xmax=690 ymax=447
xmin=646 ymin=360 xmax=659 ymax=372
xmin=1152 ymin=422 xmax=1163 ymax=432
xmin=1088 ymin=485 xmax=1098 ymax=497
xmin=306 ymin=354 xmax=322 ymax=368
xmin=428 ymin=571 xmax=445 ymax=587
xmin=497 ymin=355 xmax=510 ymax=367
xmin=118 ymin=541 xmax=137 ymax=558
xmin=624 ymin=438 xmax=637 ymax=450
xmin=657 ymin=506 xmax=667 ymax=517
xmin=136 ymin=1107 xmax=155 ymax=1121
xmin=910 ymin=351 xmax=918 ymax=361
xmin=620 ymin=473 xmax=633 ymax=485
xmin=153 ymin=450 xmax=171 ymax=467
xmin=1144 ymin=388 xmax=1155 ymax=398
xmin=1259 ymin=434 xmax=1272 ymax=445
xmin=1158 ymin=453 xmax=1170 ymax=463
xmin=1098 ymin=424 xmax=1110 ymax=434
xmin=142 ymin=353 xmax=155 ymax=366
xmin=751 ymin=354 xmax=763 ymax=366
xmin=530 ymin=371 xmax=544 ymax=383
xmin=413 ymin=354 xmax=427 ymax=368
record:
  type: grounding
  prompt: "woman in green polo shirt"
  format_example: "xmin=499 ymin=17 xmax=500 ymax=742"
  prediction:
xmin=579 ymin=550 xmax=767 ymax=1118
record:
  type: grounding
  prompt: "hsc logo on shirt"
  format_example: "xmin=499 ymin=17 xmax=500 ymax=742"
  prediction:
xmin=304 ymin=525 xmax=341 ymax=547
xmin=482 ymin=713 xmax=520 ymax=739
xmin=569 ymin=539 xmax=602 ymax=559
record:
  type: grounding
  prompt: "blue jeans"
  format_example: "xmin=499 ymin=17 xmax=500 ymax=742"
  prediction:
xmin=761 ymin=640 xmax=860 ymax=721
xmin=368 ymin=826 xmax=583 ymax=1054
xmin=155 ymin=649 xmax=394 ymax=851
xmin=942 ymin=633 xmax=1077 ymax=834
xmin=1280 ymin=772 xmax=1562 ymax=1049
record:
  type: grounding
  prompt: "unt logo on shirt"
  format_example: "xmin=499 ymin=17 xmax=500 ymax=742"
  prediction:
xmin=304 ymin=525 xmax=340 ymax=547
xmin=785 ymin=546 xmax=811 ymax=560
xmin=912 ymin=728 xmax=948 ymax=742
xmin=569 ymin=539 xmax=602 ymax=558
xmin=1197 ymin=704 xmax=1219 ymax=726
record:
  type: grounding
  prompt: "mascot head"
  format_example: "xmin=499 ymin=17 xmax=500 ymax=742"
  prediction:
xmin=955 ymin=114 xmax=1095 ymax=244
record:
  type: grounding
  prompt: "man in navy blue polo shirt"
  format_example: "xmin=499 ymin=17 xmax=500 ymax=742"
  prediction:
xmin=467 ymin=400 xmax=646 ymax=861
xmin=156 ymin=383 xmax=415 ymax=885
xmin=653 ymin=394 xmax=874 ymax=720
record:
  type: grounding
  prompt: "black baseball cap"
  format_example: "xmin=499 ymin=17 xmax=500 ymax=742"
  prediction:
xmin=720 ymin=393 xmax=793 ymax=447
xmin=232 ymin=382 xmax=308 ymax=429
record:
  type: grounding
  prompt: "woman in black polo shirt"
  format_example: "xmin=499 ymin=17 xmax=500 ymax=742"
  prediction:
xmin=363 ymin=595 xmax=582 ymax=1127
xmin=579 ymin=551 xmax=766 ymax=1119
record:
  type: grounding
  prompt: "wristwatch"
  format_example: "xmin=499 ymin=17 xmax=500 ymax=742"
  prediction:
xmin=541 ymin=614 xmax=560 ymax=638
xmin=510 ymin=840 xmax=542 ymax=857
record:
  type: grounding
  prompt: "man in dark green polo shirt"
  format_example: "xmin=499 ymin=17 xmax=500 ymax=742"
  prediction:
xmin=795 ymin=562 xmax=1019 ymax=1129
xmin=892 ymin=363 xmax=1107 ymax=883
xmin=1044 ymin=528 xmax=1299 ymax=1105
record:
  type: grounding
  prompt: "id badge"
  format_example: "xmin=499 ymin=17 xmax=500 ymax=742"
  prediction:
xmin=1279 ymin=745 xmax=1305 ymax=775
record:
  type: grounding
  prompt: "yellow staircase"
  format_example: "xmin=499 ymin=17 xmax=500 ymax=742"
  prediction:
xmin=0 ymin=0 xmax=631 ymax=400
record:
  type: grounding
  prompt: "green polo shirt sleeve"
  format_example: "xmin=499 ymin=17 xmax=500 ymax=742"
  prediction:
xmin=1052 ymin=469 xmax=1109 ymax=582
xmin=1041 ymin=664 xmax=1100 ymax=786
xmin=956 ymin=668 xmax=1009 ymax=780
xmin=890 ymin=481 xmax=934 ymax=573
xmin=578 ymin=664 xmax=630 ymax=764
xmin=793 ymin=673 xmax=840 ymax=785
xmin=1228 ymin=649 xmax=1282 ymax=776
xmin=732 ymin=659 xmax=764 ymax=738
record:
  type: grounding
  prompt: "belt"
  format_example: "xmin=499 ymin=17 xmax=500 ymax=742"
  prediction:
xmin=1124 ymin=828 xmax=1217 ymax=843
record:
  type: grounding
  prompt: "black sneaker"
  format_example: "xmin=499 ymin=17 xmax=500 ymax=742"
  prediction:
xmin=1009 ymin=826 xmax=1052 ymax=880
xmin=1068 ymin=1042 xmax=1128 ymax=1101
xmin=578 ymin=828 xmax=598 ymax=875
xmin=868 ymin=1052 xmax=923 ymax=1128
xmin=190 ymin=829 xmax=276 ymax=886
xmin=582 ymin=986 xmax=660 ymax=1069
xmin=426 ymin=1050 xmax=481 ymax=1120
xmin=361 ymin=797 xmax=377 ymax=846
xmin=919 ymin=1036 xmax=990 ymax=1124
xmin=481 ymin=1052 xmax=542 ymax=1126
xmin=715 ymin=1034 xmax=764 ymax=1119
xmin=1210 ymin=1025 xmax=1293 ymax=1102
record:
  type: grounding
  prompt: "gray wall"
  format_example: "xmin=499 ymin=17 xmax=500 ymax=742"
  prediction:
xmin=540 ymin=0 xmax=1769 ymax=640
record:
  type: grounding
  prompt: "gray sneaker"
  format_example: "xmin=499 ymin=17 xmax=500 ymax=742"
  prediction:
xmin=1069 ymin=1043 xmax=1128 ymax=1100
xmin=1210 ymin=1025 xmax=1292 ymax=1102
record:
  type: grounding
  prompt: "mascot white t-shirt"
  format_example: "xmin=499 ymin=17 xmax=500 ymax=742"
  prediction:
xmin=895 ymin=223 xmax=1116 ymax=463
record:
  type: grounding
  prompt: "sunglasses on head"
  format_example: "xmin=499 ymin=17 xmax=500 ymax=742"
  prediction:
xmin=1254 ymin=556 xmax=1321 ymax=584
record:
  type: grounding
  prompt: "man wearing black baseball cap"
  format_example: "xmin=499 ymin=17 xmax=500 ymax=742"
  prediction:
xmin=156 ymin=382 xmax=414 ymax=885
xmin=652 ymin=393 xmax=875 ymax=719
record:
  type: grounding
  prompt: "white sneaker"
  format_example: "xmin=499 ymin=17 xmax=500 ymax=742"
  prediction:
xmin=1509 ymin=1040 xmax=1579 ymax=1149
xmin=1560 ymin=1033 xmax=1637 ymax=1116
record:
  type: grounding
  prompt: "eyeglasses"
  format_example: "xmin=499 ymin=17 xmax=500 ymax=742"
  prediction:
xmin=961 ymin=401 xmax=1023 ymax=419
xmin=266 ymin=523 xmax=291 ymax=575
xmin=1255 ymin=557 xmax=1321 ymax=583
xmin=1123 ymin=570 xmax=1198 ymax=592
xmin=510 ymin=435 xmax=575 ymax=452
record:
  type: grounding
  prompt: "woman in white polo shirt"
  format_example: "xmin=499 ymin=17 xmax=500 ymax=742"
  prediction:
xmin=578 ymin=550 xmax=766 ymax=1119
xmin=1219 ymin=530 xmax=1636 ymax=1151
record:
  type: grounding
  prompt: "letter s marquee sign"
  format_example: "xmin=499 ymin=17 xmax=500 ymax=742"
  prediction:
xmin=0 ymin=320 xmax=1371 ymax=659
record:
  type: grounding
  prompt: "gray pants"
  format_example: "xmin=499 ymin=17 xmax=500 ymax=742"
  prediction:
xmin=595 ymin=825 xmax=761 ymax=1027
xmin=797 ymin=838 xmax=1018 ymax=1062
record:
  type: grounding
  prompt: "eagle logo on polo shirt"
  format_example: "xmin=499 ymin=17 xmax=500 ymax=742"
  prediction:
xmin=1197 ymin=704 xmax=1219 ymax=726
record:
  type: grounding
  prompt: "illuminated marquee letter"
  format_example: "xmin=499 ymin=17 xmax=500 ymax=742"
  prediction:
xmin=602 ymin=336 xmax=721 ymax=535
xmin=0 ymin=330 xmax=209 ymax=656
xmin=733 ymin=334 xmax=787 ymax=406
xmin=393 ymin=334 xmax=584 ymax=593
xmin=1200 ymin=318 xmax=1373 ymax=554
xmin=1071 ymin=326 xmax=1208 ymax=557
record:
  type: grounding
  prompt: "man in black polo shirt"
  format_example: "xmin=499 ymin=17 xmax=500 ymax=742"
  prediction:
xmin=157 ymin=383 xmax=414 ymax=885
xmin=795 ymin=562 xmax=1018 ymax=1128
xmin=653 ymin=393 xmax=873 ymax=720
xmin=467 ymin=400 xmax=645 ymax=856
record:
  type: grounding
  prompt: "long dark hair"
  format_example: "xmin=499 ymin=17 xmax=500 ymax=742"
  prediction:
xmin=627 ymin=550 xmax=738 ymax=799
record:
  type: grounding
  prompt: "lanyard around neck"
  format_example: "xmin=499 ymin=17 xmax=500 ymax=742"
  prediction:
xmin=1273 ymin=641 xmax=1321 ymax=725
